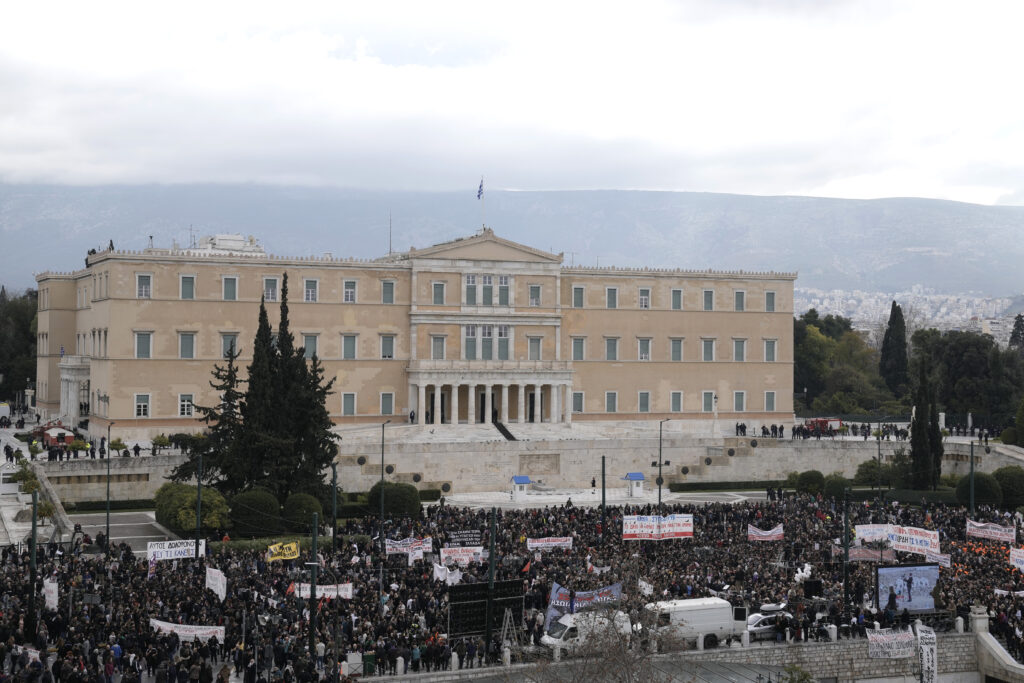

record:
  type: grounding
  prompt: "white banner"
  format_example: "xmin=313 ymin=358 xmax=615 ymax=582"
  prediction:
xmin=622 ymin=514 xmax=693 ymax=541
xmin=149 ymin=618 xmax=225 ymax=641
xmin=294 ymin=583 xmax=353 ymax=600
xmin=1010 ymin=548 xmax=1024 ymax=572
xmin=385 ymin=536 xmax=432 ymax=556
xmin=43 ymin=579 xmax=58 ymax=611
xmin=924 ymin=550 xmax=951 ymax=568
xmin=147 ymin=540 xmax=206 ymax=562
xmin=747 ymin=523 xmax=784 ymax=541
xmin=440 ymin=546 xmax=485 ymax=566
xmin=888 ymin=525 xmax=939 ymax=556
xmin=205 ymin=567 xmax=226 ymax=602
xmin=967 ymin=519 xmax=1016 ymax=543
xmin=866 ymin=628 xmax=916 ymax=659
xmin=918 ymin=625 xmax=937 ymax=683
xmin=855 ymin=524 xmax=891 ymax=543
xmin=527 ymin=537 xmax=573 ymax=550
xmin=638 ymin=579 xmax=654 ymax=596
xmin=432 ymin=563 xmax=463 ymax=585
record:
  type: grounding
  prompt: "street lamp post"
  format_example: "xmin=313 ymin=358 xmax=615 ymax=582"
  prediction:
xmin=195 ymin=453 xmax=203 ymax=560
xmin=106 ymin=421 xmax=114 ymax=557
xmin=970 ymin=439 xmax=990 ymax=517
xmin=652 ymin=419 xmax=671 ymax=509
xmin=308 ymin=563 xmax=342 ymax=683
xmin=379 ymin=419 xmax=390 ymax=616
xmin=331 ymin=463 xmax=338 ymax=555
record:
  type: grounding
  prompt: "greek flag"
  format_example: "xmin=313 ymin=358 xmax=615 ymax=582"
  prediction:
xmin=477 ymin=178 xmax=484 ymax=200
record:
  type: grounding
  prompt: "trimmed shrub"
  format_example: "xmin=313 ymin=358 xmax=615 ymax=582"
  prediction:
xmin=154 ymin=482 xmax=230 ymax=534
xmin=999 ymin=427 xmax=1017 ymax=447
xmin=283 ymin=493 xmax=323 ymax=531
xmin=853 ymin=459 xmax=890 ymax=487
xmin=230 ymin=489 xmax=282 ymax=537
xmin=993 ymin=466 xmax=1024 ymax=509
xmin=823 ymin=473 xmax=850 ymax=500
xmin=368 ymin=481 xmax=422 ymax=518
xmin=939 ymin=473 xmax=961 ymax=489
xmin=955 ymin=472 xmax=1002 ymax=507
xmin=784 ymin=472 xmax=800 ymax=489
xmin=419 ymin=489 xmax=442 ymax=502
xmin=66 ymin=499 xmax=155 ymax=512
xmin=796 ymin=470 xmax=825 ymax=495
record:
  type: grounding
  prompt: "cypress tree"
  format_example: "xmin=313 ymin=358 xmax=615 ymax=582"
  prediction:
xmin=928 ymin=394 xmax=944 ymax=490
xmin=880 ymin=301 xmax=909 ymax=396
xmin=1010 ymin=314 xmax=1024 ymax=352
xmin=910 ymin=362 xmax=932 ymax=490
xmin=240 ymin=297 xmax=278 ymax=492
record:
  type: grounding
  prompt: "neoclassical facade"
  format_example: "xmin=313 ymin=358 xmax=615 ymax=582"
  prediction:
xmin=35 ymin=229 xmax=796 ymax=441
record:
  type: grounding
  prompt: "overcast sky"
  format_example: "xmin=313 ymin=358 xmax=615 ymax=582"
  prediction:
xmin=3 ymin=1 xmax=1024 ymax=204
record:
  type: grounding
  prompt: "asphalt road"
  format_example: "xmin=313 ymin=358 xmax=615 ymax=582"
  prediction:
xmin=68 ymin=510 xmax=177 ymax=554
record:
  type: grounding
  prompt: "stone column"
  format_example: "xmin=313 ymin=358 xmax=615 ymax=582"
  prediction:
xmin=534 ymin=385 xmax=542 ymax=423
xmin=564 ymin=384 xmax=573 ymax=425
xmin=500 ymin=384 xmax=509 ymax=423
xmin=485 ymin=385 xmax=493 ymax=424
xmin=433 ymin=384 xmax=441 ymax=425
xmin=417 ymin=384 xmax=426 ymax=425
xmin=551 ymin=384 xmax=560 ymax=424
xmin=451 ymin=383 xmax=460 ymax=425
xmin=467 ymin=384 xmax=476 ymax=425
xmin=517 ymin=384 xmax=526 ymax=424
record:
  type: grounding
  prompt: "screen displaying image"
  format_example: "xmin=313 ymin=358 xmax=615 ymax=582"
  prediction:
xmin=876 ymin=563 xmax=939 ymax=613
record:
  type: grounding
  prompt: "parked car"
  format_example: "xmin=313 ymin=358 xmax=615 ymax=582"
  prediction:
xmin=747 ymin=611 xmax=793 ymax=642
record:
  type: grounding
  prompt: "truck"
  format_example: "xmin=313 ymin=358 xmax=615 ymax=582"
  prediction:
xmin=642 ymin=597 xmax=746 ymax=649
xmin=540 ymin=610 xmax=633 ymax=657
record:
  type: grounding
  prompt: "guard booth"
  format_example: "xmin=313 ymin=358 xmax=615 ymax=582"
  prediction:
xmin=511 ymin=475 xmax=532 ymax=502
xmin=623 ymin=472 xmax=645 ymax=497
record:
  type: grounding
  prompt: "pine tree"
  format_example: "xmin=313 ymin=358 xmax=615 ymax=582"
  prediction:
xmin=909 ymin=361 xmax=932 ymax=490
xmin=880 ymin=301 xmax=909 ymax=396
xmin=1010 ymin=314 xmax=1024 ymax=352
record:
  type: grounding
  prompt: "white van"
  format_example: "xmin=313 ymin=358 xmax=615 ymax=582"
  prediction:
xmin=643 ymin=597 xmax=745 ymax=649
xmin=541 ymin=610 xmax=632 ymax=657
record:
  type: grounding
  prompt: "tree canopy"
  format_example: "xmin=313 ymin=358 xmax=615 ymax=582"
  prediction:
xmin=879 ymin=301 xmax=909 ymax=397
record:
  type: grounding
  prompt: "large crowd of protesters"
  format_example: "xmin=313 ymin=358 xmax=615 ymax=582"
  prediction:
xmin=2 ymin=491 xmax=1024 ymax=682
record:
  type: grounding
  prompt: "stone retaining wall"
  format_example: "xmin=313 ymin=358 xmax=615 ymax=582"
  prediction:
xmin=38 ymin=455 xmax=186 ymax=503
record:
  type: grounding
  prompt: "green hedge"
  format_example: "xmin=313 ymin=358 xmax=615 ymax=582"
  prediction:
xmin=368 ymin=481 xmax=421 ymax=517
xmin=283 ymin=493 xmax=323 ymax=532
xmin=668 ymin=480 xmax=787 ymax=492
xmin=419 ymin=489 xmax=442 ymax=501
xmin=956 ymin=472 xmax=1002 ymax=507
xmin=210 ymin=533 xmax=372 ymax=553
xmin=796 ymin=470 xmax=825 ymax=495
xmin=886 ymin=488 xmax=959 ymax=505
xmin=230 ymin=489 xmax=282 ymax=537
xmin=337 ymin=501 xmax=374 ymax=519
xmin=66 ymin=499 xmax=155 ymax=512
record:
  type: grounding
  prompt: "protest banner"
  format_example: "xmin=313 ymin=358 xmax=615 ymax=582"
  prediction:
xmin=1010 ymin=548 xmax=1024 ymax=572
xmin=433 ymin=563 xmax=463 ymax=585
xmin=747 ymin=524 xmax=784 ymax=541
xmin=866 ymin=628 xmax=916 ymax=658
xmin=294 ymin=583 xmax=354 ymax=599
xmin=386 ymin=537 xmax=433 ymax=556
xmin=527 ymin=537 xmax=573 ymax=551
xmin=622 ymin=514 xmax=693 ymax=540
xmin=832 ymin=544 xmax=896 ymax=562
xmin=149 ymin=618 xmax=225 ymax=641
xmin=440 ymin=546 xmax=485 ymax=566
xmin=855 ymin=524 xmax=891 ymax=543
xmin=147 ymin=540 xmax=205 ymax=562
xmin=918 ymin=625 xmax=937 ymax=683
xmin=445 ymin=530 xmax=482 ymax=547
xmin=267 ymin=541 xmax=299 ymax=561
xmin=924 ymin=549 xmax=951 ymax=568
xmin=43 ymin=579 xmax=58 ymax=611
xmin=205 ymin=567 xmax=227 ymax=601
xmin=544 ymin=581 xmax=622 ymax=630
xmin=966 ymin=519 xmax=1016 ymax=544
xmin=887 ymin=525 xmax=939 ymax=555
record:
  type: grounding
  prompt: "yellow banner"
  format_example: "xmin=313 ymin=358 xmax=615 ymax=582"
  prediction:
xmin=267 ymin=541 xmax=299 ymax=561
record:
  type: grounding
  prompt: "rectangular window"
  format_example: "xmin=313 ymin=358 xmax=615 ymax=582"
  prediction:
xmin=605 ymin=338 xmax=618 ymax=361
xmin=137 ymin=274 xmax=152 ymax=299
xmin=703 ymin=289 xmax=714 ymax=311
xmin=481 ymin=275 xmax=493 ymax=305
xmin=671 ymin=338 xmax=683 ymax=362
xmin=671 ymin=391 xmax=682 ymax=412
xmin=702 ymin=339 xmax=715 ymax=362
xmin=344 ymin=280 xmax=357 ymax=303
xmin=431 ymin=336 xmax=445 ymax=360
xmin=381 ymin=335 xmax=395 ymax=360
xmin=702 ymin=391 xmax=715 ymax=413
xmin=734 ymin=391 xmax=746 ymax=412
xmin=764 ymin=339 xmax=777 ymax=363
xmin=638 ymin=391 xmax=650 ymax=413
xmin=528 ymin=337 xmax=541 ymax=361
xmin=342 ymin=334 xmax=356 ymax=359
xmin=734 ymin=290 xmax=745 ymax=312
xmin=671 ymin=289 xmax=682 ymax=310
xmin=733 ymin=339 xmax=746 ymax=362
xmin=573 ymin=286 xmax=584 ymax=308
xmin=382 ymin=281 xmax=395 ymax=304
xmin=572 ymin=337 xmax=585 ymax=361
xmin=497 ymin=325 xmax=510 ymax=360
xmin=303 ymin=334 xmax=318 ymax=359
xmin=180 ymin=275 xmax=195 ymax=300
xmin=529 ymin=284 xmax=541 ymax=307
xmin=464 ymin=325 xmax=477 ymax=360
xmin=605 ymin=392 xmax=617 ymax=413
xmin=342 ymin=393 xmax=356 ymax=416
xmin=638 ymin=338 xmax=651 ymax=361
xmin=481 ymin=325 xmax=493 ymax=360
xmin=572 ymin=392 xmax=584 ymax=413
xmin=304 ymin=280 xmax=318 ymax=302
xmin=223 ymin=277 xmax=237 ymax=301
xmin=639 ymin=288 xmax=650 ymax=309
xmin=432 ymin=282 xmax=445 ymax=305
xmin=606 ymin=287 xmax=617 ymax=309
xmin=221 ymin=333 xmax=238 ymax=358
xmin=263 ymin=277 xmax=278 ymax=302
xmin=381 ymin=393 xmax=394 ymax=416
xmin=765 ymin=291 xmax=776 ymax=313
xmin=135 ymin=332 xmax=152 ymax=359
xmin=498 ymin=276 xmax=509 ymax=306
xmin=179 ymin=332 xmax=195 ymax=360
xmin=178 ymin=394 xmax=194 ymax=417
xmin=465 ymin=275 xmax=477 ymax=305
xmin=765 ymin=391 xmax=776 ymax=412
xmin=135 ymin=394 xmax=150 ymax=418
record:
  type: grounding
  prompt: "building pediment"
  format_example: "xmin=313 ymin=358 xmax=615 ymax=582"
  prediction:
xmin=410 ymin=228 xmax=562 ymax=264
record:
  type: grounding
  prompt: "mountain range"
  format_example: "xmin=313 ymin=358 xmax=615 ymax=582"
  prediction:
xmin=1 ymin=184 xmax=1020 ymax=297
